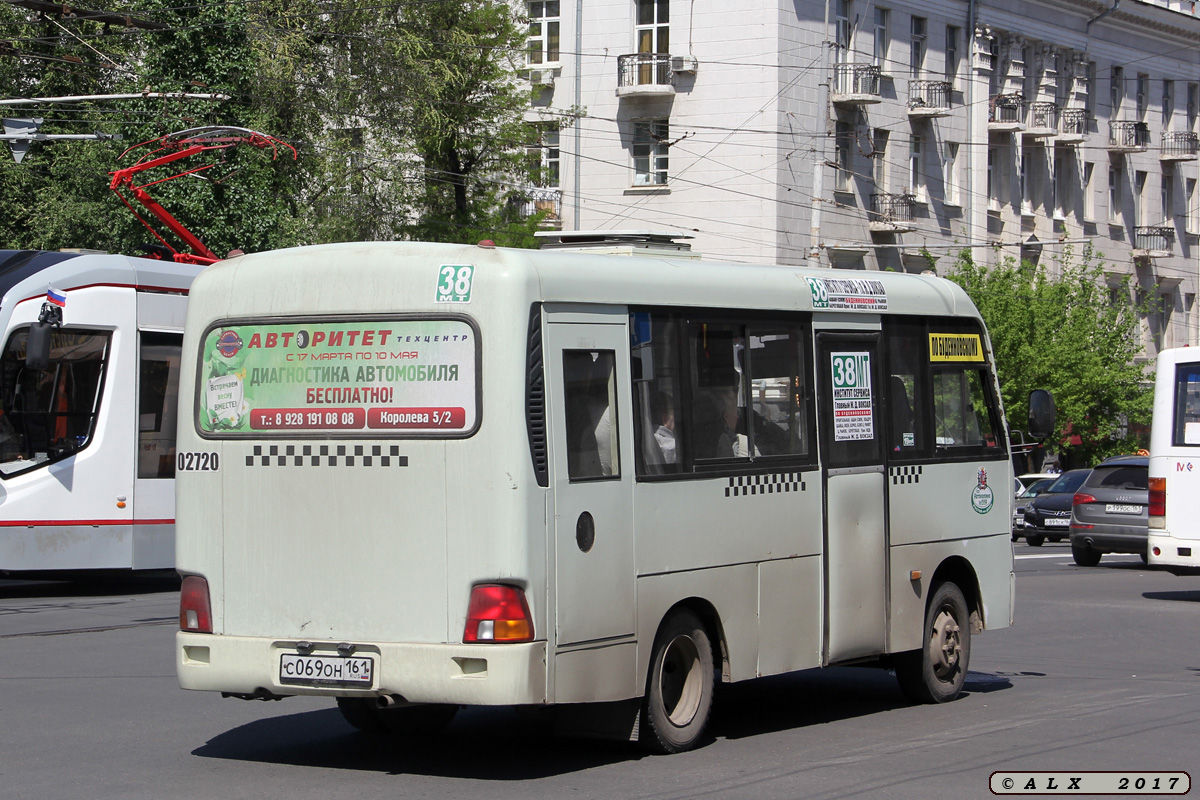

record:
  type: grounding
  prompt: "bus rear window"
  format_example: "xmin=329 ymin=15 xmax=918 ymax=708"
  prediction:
xmin=197 ymin=318 xmax=479 ymax=438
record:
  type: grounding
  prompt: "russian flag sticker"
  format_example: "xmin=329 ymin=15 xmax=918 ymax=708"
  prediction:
xmin=47 ymin=288 xmax=66 ymax=307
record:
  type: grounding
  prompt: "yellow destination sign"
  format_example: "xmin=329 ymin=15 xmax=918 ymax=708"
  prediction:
xmin=929 ymin=333 xmax=985 ymax=362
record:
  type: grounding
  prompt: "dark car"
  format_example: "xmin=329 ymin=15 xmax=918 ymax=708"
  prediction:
xmin=1069 ymin=455 xmax=1149 ymax=566
xmin=1012 ymin=477 xmax=1057 ymax=540
xmin=1022 ymin=468 xmax=1091 ymax=546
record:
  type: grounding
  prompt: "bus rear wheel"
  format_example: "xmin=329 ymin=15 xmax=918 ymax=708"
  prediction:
xmin=336 ymin=697 xmax=458 ymax=737
xmin=895 ymin=581 xmax=971 ymax=704
xmin=641 ymin=609 xmax=715 ymax=754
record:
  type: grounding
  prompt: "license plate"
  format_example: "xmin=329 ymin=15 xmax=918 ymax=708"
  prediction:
xmin=1044 ymin=517 xmax=1070 ymax=527
xmin=1105 ymin=504 xmax=1141 ymax=515
xmin=279 ymin=653 xmax=374 ymax=688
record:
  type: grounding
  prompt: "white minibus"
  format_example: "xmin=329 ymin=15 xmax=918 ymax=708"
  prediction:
xmin=175 ymin=240 xmax=1017 ymax=752
xmin=0 ymin=249 xmax=202 ymax=574
xmin=1148 ymin=346 xmax=1200 ymax=575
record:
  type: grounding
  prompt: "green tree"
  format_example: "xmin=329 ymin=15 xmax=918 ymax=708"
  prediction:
xmin=945 ymin=246 xmax=1153 ymax=465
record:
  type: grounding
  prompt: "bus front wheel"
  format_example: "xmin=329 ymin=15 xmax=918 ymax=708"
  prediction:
xmin=641 ymin=609 xmax=715 ymax=754
xmin=895 ymin=581 xmax=971 ymax=704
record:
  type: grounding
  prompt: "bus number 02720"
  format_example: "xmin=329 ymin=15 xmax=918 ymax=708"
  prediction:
xmin=178 ymin=451 xmax=220 ymax=472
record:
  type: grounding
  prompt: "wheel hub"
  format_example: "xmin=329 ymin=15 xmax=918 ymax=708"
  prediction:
xmin=928 ymin=608 xmax=961 ymax=678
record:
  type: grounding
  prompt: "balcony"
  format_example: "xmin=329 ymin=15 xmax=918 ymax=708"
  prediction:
xmin=511 ymin=188 xmax=562 ymax=228
xmin=616 ymin=53 xmax=675 ymax=97
xmin=1160 ymin=131 xmax=1199 ymax=162
xmin=1058 ymin=108 xmax=1088 ymax=144
xmin=832 ymin=63 xmax=882 ymax=105
xmin=868 ymin=193 xmax=918 ymax=232
xmin=1108 ymin=120 xmax=1150 ymax=152
xmin=1133 ymin=226 xmax=1174 ymax=258
xmin=989 ymin=94 xmax=1025 ymax=132
xmin=907 ymin=80 xmax=952 ymax=118
xmin=1025 ymin=102 xmax=1058 ymax=138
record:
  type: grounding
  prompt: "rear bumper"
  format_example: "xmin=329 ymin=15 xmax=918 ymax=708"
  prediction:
xmin=177 ymin=632 xmax=548 ymax=706
xmin=1148 ymin=532 xmax=1200 ymax=574
xmin=1070 ymin=527 xmax=1147 ymax=554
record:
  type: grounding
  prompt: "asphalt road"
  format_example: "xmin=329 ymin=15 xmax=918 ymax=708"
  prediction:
xmin=1 ymin=546 xmax=1197 ymax=800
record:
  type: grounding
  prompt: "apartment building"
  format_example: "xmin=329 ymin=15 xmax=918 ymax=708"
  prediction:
xmin=525 ymin=0 xmax=1200 ymax=352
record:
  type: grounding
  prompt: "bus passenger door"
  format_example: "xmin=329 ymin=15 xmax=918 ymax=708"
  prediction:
xmin=817 ymin=332 xmax=887 ymax=663
xmin=544 ymin=314 xmax=636 ymax=650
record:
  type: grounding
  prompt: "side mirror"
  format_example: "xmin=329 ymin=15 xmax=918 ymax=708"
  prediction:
xmin=1028 ymin=389 xmax=1056 ymax=440
xmin=25 ymin=321 xmax=53 ymax=371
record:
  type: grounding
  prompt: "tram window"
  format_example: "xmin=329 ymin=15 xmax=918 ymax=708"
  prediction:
xmin=0 ymin=327 xmax=110 ymax=476
xmin=139 ymin=332 xmax=183 ymax=479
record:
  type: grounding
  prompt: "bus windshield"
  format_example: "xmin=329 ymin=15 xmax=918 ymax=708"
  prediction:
xmin=0 ymin=328 xmax=110 ymax=476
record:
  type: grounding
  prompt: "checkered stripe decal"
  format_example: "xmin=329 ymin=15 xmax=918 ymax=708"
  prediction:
xmin=725 ymin=472 xmax=806 ymax=498
xmin=246 ymin=445 xmax=409 ymax=468
xmin=890 ymin=465 xmax=922 ymax=485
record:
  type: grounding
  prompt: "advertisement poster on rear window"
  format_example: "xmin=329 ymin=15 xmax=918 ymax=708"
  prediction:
xmin=198 ymin=319 xmax=477 ymax=436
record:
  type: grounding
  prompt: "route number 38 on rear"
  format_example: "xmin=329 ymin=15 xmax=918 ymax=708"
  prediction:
xmin=177 ymin=452 xmax=220 ymax=472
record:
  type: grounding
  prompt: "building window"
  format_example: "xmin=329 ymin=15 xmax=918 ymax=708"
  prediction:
xmin=872 ymin=8 xmax=889 ymax=68
xmin=1111 ymin=66 xmax=1123 ymax=118
xmin=1020 ymin=150 xmax=1032 ymax=215
xmin=1158 ymin=293 xmax=1174 ymax=350
xmin=1188 ymin=178 xmax=1199 ymax=234
xmin=835 ymin=0 xmax=852 ymax=59
xmin=1137 ymin=73 xmax=1149 ymax=122
xmin=907 ymin=134 xmax=923 ymax=197
xmin=1189 ymin=83 xmax=1199 ymax=133
xmin=527 ymin=1 xmax=561 ymax=65
xmin=633 ymin=119 xmax=669 ymax=186
xmin=945 ymin=25 xmax=959 ymax=83
xmin=1085 ymin=62 xmax=1097 ymax=115
xmin=909 ymin=16 xmax=926 ymax=78
xmin=873 ymin=129 xmax=889 ymax=190
xmin=835 ymin=122 xmax=853 ymax=191
xmin=1135 ymin=170 xmax=1147 ymax=226
xmin=1083 ymin=162 xmax=1095 ymax=222
xmin=1051 ymin=149 xmax=1064 ymax=219
xmin=987 ymin=147 xmax=998 ymax=210
xmin=1109 ymin=164 xmax=1123 ymax=225
xmin=1186 ymin=294 xmax=1196 ymax=347
xmin=1163 ymin=167 xmax=1174 ymax=223
xmin=944 ymin=142 xmax=959 ymax=205
xmin=636 ymin=0 xmax=669 ymax=56
xmin=1163 ymin=80 xmax=1175 ymax=131
xmin=529 ymin=126 xmax=560 ymax=188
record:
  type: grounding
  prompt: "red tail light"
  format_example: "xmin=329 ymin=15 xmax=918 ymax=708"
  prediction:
xmin=1149 ymin=477 xmax=1166 ymax=520
xmin=179 ymin=575 xmax=212 ymax=633
xmin=463 ymin=584 xmax=533 ymax=643
xmin=1073 ymin=492 xmax=1096 ymax=506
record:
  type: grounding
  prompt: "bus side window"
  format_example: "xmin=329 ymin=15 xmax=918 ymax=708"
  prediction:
xmin=139 ymin=332 xmax=183 ymax=479
xmin=746 ymin=326 xmax=809 ymax=457
xmin=1172 ymin=364 xmax=1200 ymax=445
xmin=689 ymin=323 xmax=748 ymax=461
xmin=932 ymin=368 xmax=999 ymax=450
xmin=631 ymin=312 xmax=684 ymax=475
xmin=563 ymin=350 xmax=620 ymax=480
xmin=883 ymin=320 xmax=929 ymax=456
